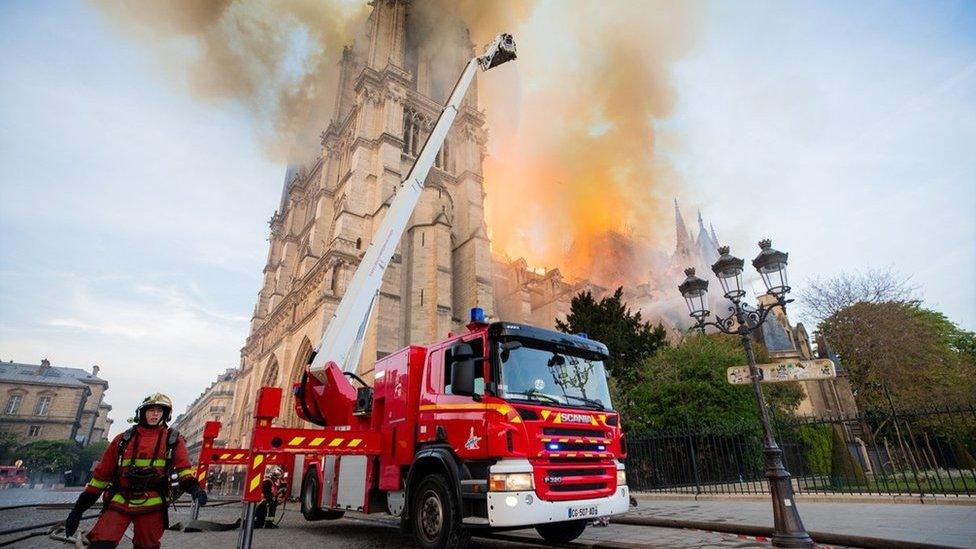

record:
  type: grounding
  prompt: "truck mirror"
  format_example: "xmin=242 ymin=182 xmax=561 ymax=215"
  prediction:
xmin=451 ymin=359 xmax=476 ymax=397
xmin=450 ymin=342 xmax=475 ymax=362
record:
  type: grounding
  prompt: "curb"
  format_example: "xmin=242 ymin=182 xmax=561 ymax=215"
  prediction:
xmin=633 ymin=492 xmax=976 ymax=506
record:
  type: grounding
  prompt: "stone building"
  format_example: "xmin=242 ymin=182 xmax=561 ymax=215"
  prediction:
xmin=229 ymin=0 xmax=494 ymax=446
xmin=754 ymin=294 xmax=858 ymax=416
xmin=491 ymin=257 xmax=609 ymax=330
xmin=0 ymin=359 xmax=112 ymax=447
xmin=171 ymin=368 xmax=238 ymax=461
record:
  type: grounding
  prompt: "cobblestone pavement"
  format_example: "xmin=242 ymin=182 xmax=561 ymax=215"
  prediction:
xmin=631 ymin=495 xmax=976 ymax=548
xmin=1 ymin=489 xmax=786 ymax=548
xmin=14 ymin=488 xmax=956 ymax=548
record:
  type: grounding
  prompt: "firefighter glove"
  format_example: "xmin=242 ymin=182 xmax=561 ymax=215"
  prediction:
xmin=65 ymin=490 xmax=98 ymax=536
xmin=190 ymin=483 xmax=208 ymax=507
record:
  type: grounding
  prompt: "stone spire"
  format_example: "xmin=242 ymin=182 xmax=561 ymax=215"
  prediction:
xmin=674 ymin=199 xmax=693 ymax=258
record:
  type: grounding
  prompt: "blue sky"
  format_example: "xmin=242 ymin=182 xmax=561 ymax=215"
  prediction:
xmin=1 ymin=1 xmax=974 ymax=436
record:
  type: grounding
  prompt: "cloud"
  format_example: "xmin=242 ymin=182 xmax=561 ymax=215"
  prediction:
xmin=0 ymin=274 xmax=248 ymax=435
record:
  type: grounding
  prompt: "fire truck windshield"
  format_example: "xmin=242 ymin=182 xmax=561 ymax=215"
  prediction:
xmin=496 ymin=339 xmax=612 ymax=411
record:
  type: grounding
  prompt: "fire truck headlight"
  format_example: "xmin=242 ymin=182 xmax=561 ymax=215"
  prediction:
xmin=616 ymin=469 xmax=627 ymax=487
xmin=489 ymin=473 xmax=534 ymax=492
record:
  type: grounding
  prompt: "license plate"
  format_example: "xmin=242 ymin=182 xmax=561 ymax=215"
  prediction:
xmin=567 ymin=506 xmax=599 ymax=519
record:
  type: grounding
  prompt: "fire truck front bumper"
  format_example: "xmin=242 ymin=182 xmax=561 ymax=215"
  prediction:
xmin=485 ymin=485 xmax=630 ymax=528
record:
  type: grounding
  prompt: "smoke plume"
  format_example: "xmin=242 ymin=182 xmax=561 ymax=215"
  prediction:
xmin=93 ymin=0 xmax=699 ymax=286
xmin=479 ymin=2 xmax=699 ymax=286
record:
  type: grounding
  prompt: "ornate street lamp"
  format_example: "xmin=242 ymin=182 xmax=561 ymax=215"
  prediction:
xmin=753 ymin=239 xmax=790 ymax=299
xmin=677 ymin=239 xmax=813 ymax=549
xmin=678 ymin=267 xmax=710 ymax=321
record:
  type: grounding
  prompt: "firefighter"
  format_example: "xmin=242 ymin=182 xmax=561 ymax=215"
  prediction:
xmin=63 ymin=393 xmax=208 ymax=549
xmin=253 ymin=465 xmax=285 ymax=529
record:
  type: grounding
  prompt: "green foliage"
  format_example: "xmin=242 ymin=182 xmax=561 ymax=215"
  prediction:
xmin=21 ymin=440 xmax=80 ymax=473
xmin=0 ymin=431 xmax=22 ymax=464
xmin=820 ymin=301 xmax=976 ymax=411
xmin=77 ymin=440 xmax=109 ymax=475
xmin=793 ymin=424 xmax=832 ymax=476
xmin=829 ymin=427 xmax=867 ymax=486
xmin=621 ymin=334 xmax=802 ymax=433
xmin=555 ymin=288 xmax=668 ymax=387
xmin=952 ymin=440 xmax=976 ymax=469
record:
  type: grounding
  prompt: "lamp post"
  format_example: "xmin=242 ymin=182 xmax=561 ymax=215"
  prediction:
xmin=678 ymin=239 xmax=813 ymax=548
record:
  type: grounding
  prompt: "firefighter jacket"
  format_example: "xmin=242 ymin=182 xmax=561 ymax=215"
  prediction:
xmin=84 ymin=425 xmax=194 ymax=514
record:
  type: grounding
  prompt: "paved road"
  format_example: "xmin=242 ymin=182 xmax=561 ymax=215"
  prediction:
xmin=9 ymin=487 xmax=967 ymax=548
xmin=2 ymin=502 xmax=779 ymax=549
xmin=0 ymin=488 xmax=779 ymax=548
xmin=631 ymin=496 xmax=976 ymax=548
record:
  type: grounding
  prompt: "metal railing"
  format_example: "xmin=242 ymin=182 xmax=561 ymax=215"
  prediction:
xmin=626 ymin=405 xmax=976 ymax=497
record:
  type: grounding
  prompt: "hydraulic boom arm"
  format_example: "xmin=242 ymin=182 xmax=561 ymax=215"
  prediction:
xmin=309 ymin=34 xmax=516 ymax=380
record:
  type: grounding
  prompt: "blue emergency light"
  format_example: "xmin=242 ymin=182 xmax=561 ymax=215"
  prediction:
xmin=576 ymin=332 xmax=589 ymax=339
xmin=470 ymin=307 xmax=486 ymax=324
xmin=548 ymin=443 xmax=560 ymax=451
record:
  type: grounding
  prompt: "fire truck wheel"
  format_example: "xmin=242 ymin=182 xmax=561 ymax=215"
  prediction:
xmin=300 ymin=469 xmax=345 ymax=521
xmin=535 ymin=520 xmax=587 ymax=544
xmin=410 ymin=473 xmax=469 ymax=549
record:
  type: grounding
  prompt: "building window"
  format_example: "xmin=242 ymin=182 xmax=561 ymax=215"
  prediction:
xmin=4 ymin=395 xmax=22 ymax=415
xmin=27 ymin=425 xmax=41 ymax=437
xmin=34 ymin=396 xmax=53 ymax=416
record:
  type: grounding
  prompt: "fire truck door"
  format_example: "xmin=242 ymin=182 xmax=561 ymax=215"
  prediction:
xmin=433 ymin=338 xmax=488 ymax=460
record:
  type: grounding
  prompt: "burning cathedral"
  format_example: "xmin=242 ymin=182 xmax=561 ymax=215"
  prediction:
xmin=224 ymin=1 xmax=827 ymax=447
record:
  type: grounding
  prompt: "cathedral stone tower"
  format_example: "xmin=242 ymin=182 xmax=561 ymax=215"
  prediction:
xmin=229 ymin=0 xmax=495 ymax=446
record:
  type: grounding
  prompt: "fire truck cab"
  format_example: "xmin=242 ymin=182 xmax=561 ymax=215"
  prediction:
xmin=295 ymin=313 xmax=629 ymax=547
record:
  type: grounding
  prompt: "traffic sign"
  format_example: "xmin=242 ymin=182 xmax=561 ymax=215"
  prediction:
xmin=727 ymin=359 xmax=837 ymax=385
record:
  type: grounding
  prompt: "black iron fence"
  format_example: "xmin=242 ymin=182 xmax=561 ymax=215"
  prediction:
xmin=626 ymin=406 xmax=976 ymax=497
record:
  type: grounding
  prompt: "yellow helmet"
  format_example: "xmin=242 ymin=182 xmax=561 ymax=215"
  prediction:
xmin=134 ymin=392 xmax=173 ymax=423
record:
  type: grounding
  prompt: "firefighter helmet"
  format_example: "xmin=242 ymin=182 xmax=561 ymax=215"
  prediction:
xmin=134 ymin=392 xmax=173 ymax=423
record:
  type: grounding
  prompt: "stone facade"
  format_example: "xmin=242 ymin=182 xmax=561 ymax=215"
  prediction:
xmin=171 ymin=368 xmax=239 ymax=461
xmin=0 ymin=359 xmax=112 ymax=447
xmin=754 ymin=294 xmax=858 ymax=416
xmin=229 ymin=0 xmax=493 ymax=447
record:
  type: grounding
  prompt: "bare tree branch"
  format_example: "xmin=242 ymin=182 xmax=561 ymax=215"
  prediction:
xmin=800 ymin=268 xmax=919 ymax=323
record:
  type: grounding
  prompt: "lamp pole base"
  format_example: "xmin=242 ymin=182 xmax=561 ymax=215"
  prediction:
xmin=764 ymin=446 xmax=814 ymax=548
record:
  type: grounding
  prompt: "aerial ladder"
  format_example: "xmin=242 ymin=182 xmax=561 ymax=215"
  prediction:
xmin=230 ymin=34 xmax=519 ymax=549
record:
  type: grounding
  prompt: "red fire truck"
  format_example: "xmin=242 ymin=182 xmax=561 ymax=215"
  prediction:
xmin=0 ymin=464 xmax=29 ymax=488
xmin=228 ymin=34 xmax=630 ymax=549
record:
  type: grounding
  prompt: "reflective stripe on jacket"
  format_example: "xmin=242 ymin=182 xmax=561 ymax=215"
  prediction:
xmin=83 ymin=425 xmax=192 ymax=514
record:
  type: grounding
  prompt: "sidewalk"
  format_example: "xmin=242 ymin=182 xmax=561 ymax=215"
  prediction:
xmin=630 ymin=495 xmax=976 ymax=548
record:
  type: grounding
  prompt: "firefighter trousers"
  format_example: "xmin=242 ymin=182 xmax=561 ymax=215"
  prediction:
xmin=87 ymin=508 xmax=165 ymax=549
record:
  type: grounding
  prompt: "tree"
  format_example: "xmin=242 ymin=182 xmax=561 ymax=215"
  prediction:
xmin=829 ymin=427 xmax=867 ymax=487
xmin=555 ymin=288 xmax=668 ymax=387
xmin=621 ymin=333 xmax=804 ymax=433
xmin=21 ymin=440 xmax=79 ymax=474
xmin=801 ymin=269 xmax=917 ymax=323
xmin=0 ymin=431 xmax=22 ymax=464
xmin=820 ymin=301 xmax=976 ymax=411
xmin=76 ymin=440 xmax=109 ymax=482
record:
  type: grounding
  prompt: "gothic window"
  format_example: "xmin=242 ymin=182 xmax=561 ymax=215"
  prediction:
xmin=411 ymin=117 xmax=420 ymax=155
xmin=356 ymin=237 xmax=362 ymax=250
xmin=27 ymin=425 xmax=41 ymax=437
xmin=262 ymin=359 xmax=279 ymax=387
xmin=420 ymin=289 xmax=425 ymax=306
xmin=402 ymin=110 xmax=412 ymax=154
xmin=331 ymin=264 xmax=341 ymax=294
